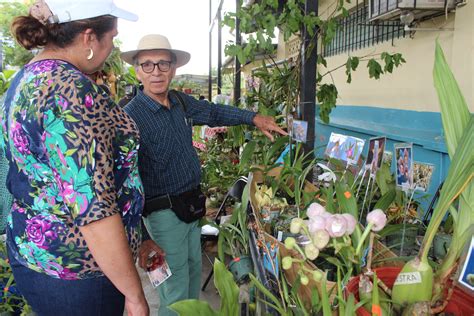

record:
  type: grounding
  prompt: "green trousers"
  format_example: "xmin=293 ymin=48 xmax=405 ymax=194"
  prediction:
xmin=144 ymin=209 xmax=202 ymax=316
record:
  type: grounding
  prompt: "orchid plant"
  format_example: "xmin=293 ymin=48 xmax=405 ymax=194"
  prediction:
xmin=282 ymin=201 xmax=388 ymax=282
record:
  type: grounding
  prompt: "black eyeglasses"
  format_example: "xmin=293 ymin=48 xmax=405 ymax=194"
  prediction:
xmin=139 ymin=60 xmax=173 ymax=73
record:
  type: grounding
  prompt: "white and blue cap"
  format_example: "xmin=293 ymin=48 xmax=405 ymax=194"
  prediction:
xmin=45 ymin=0 xmax=138 ymax=23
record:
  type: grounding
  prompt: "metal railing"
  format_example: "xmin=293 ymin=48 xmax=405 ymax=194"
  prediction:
xmin=323 ymin=5 xmax=406 ymax=57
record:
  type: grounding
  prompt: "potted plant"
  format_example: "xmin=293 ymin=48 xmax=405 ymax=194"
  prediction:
xmin=217 ymin=180 xmax=253 ymax=284
xmin=344 ymin=42 xmax=474 ymax=316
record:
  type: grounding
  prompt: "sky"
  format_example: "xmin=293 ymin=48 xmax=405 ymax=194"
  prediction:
xmin=114 ymin=0 xmax=235 ymax=75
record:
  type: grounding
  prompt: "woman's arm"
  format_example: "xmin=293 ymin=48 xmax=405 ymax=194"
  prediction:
xmin=79 ymin=214 xmax=149 ymax=316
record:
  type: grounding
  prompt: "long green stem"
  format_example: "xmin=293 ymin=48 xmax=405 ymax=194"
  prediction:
xmin=355 ymin=223 xmax=374 ymax=256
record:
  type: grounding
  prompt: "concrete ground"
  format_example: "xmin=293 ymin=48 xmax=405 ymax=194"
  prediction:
xmin=136 ymin=251 xmax=221 ymax=315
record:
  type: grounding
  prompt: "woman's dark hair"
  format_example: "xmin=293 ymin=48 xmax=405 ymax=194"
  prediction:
xmin=11 ymin=15 xmax=116 ymax=50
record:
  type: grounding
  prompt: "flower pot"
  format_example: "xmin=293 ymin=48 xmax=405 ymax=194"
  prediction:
xmin=228 ymin=256 xmax=253 ymax=284
xmin=432 ymin=233 xmax=452 ymax=260
xmin=345 ymin=267 xmax=474 ymax=315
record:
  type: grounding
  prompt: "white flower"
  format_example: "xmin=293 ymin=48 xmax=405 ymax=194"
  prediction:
xmin=342 ymin=213 xmax=357 ymax=235
xmin=308 ymin=215 xmax=327 ymax=233
xmin=325 ymin=214 xmax=348 ymax=238
xmin=366 ymin=209 xmax=388 ymax=232
xmin=307 ymin=202 xmax=328 ymax=219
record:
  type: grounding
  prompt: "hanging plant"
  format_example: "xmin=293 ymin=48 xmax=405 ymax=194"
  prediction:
xmin=222 ymin=0 xmax=406 ymax=123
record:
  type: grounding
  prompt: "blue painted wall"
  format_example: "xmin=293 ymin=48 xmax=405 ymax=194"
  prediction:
xmin=314 ymin=105 xmax=451 ymax=215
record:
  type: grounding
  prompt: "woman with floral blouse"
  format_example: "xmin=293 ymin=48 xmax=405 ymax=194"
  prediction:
xmin=0 ymin=1 xmax=150 ymax=315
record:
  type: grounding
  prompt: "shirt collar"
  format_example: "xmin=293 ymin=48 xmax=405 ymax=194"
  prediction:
xmin=136 ymin=90 xmax=168 ymax=114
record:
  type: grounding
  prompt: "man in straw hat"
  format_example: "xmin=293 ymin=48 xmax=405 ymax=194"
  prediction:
xmin=121 ymin=34 xmax=287 ymax=315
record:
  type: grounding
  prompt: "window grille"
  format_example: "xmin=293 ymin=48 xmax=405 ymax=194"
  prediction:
xmin=322 ymin=5 xmax=405 ymax=57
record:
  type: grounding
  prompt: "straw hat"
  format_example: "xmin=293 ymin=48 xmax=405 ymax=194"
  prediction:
xmin=121 ymin=34 xmax=191 ymax=68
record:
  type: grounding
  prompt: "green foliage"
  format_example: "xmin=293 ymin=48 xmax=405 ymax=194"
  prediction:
xmin=0 ymin=240 xmax=31 ymax=314
xmin=431 ymin=41 xmax=474 ymax=301
xmin=367 ymin=59 xmax=383 ymax=79
xmin=367 ymin=53 xmax=406 ymax=79
xmin=217 ymin=181 xmax=251 ymax=260
xmin=199 ymin=136 xmax=240 ymax=195
xmin=169 ymin=259 xmax=239 ymax=316
xmin=0 ymin=2 xmax=33 ymax=67
xmin=0 ymin=69 xmax=16 ymax=96
xmin=222 ymin=0 xmax=406 ymax=123
xmin=316 ymin=84 xmax=338 ymax=124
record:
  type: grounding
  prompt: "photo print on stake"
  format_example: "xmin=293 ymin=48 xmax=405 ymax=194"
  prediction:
xmin=394 ymin=143 xmax=414 ymax=189
xmin=383 ymin=151 xmax=393 ymax=168
xmin=413 ymin=162 xmax=435 ymax=192
xmin=365 ymin=137 xmax=386 ymax=176
xmin=325 ymin=133 xmax=365 ymax=166
xmin=458 ymin=237 xmax=474 ymax=292
xmin=291 ymin=119 xmax=308 ymax=143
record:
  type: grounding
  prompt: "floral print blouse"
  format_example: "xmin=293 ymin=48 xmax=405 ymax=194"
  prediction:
xmin=0 ymin=60 xmax=144 ymax=280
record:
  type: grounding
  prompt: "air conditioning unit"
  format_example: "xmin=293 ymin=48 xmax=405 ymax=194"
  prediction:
xmin=369 ymin=0 xmax=457 ymax=20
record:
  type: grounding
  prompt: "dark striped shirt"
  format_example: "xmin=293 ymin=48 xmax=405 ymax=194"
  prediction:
xmin=124 ymin=90 xmax=256 ymax=198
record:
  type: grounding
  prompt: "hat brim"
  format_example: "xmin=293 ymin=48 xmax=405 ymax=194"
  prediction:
xmin=121 ymin=49 xmax=190 ymax=68
xmin=110 ymin=6 xmax=139 ymax=22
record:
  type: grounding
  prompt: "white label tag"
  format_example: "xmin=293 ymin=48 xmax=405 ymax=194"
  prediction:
xmin=277 ymin=231 xmax=283 ymax=242
xmin=394 ymin=272 xmax=422 ymax=285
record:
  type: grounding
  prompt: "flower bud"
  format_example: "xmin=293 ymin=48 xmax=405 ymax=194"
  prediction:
xmin=366 ymin=209 xmax=387 ymax=232
xmin=290 ymin=218 xmax=304 ymax=234
xmin=311 ymin=229 xmax=330 ymax=249
xmin=312 ymin=270 xmax=323 ymax=282
xmin=304 ymin=243 xmax=320 ymax=260
xmin=284 ymin=237 xmax=296 ymax=250
xmin=325 ymin=214 xmax=348 ymax=238
xmin=282 ymin=256 xmax=293 ymax=270
xmin=300 ymin=274 xmax=309 ymax=285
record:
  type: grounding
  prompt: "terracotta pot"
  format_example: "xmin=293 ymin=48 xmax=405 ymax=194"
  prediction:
xmin=345 ymin=267 xmax=474 ymax=315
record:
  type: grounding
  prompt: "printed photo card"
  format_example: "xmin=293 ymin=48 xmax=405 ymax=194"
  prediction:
xmin=394 ymin=143 xmax=414 ymax=190
xmin=324 ymin=132 xmax=365 ymax=166
xmin=365 ymin=137 xmax=386 ymax=176
xmin=413 ymin=162 xmax=435 ymax=192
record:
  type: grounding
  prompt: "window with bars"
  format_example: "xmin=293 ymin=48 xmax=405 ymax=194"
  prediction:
xmin=322 ymin=5 xmax=406 ymax=57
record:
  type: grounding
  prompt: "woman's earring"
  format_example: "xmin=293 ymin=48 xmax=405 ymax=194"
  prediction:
xmin=87 ymin=48 xmax=94 ymax=60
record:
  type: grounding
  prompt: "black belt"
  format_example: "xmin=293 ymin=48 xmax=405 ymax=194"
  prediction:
xmin=143 ymin=186 xmax=201 ymax=216
xmin=144 ymin=194 xmax=174 ymax=214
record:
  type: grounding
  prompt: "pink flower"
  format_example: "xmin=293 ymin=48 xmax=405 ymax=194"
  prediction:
xmin=11 ymin=122 xmax=30 ymax=155
xmin=58 ymin=267 xmax=78 ymax=280
xmin=84 ymin=94 xmax=94 ymax=108
xmin=308 ymin=215 xmax=326 ymax=233
xmin=306 ymin=202 xmax=328 ymax=219
xmin=342 ymin=213 xmax=357 ymax=235
xmin=26 ymin=215 xmax=57 ymax=248
xmin=325 ymin=214 xmax=348 ymax=238
xmin=366 ymin=209 xmax=387 ymax=232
